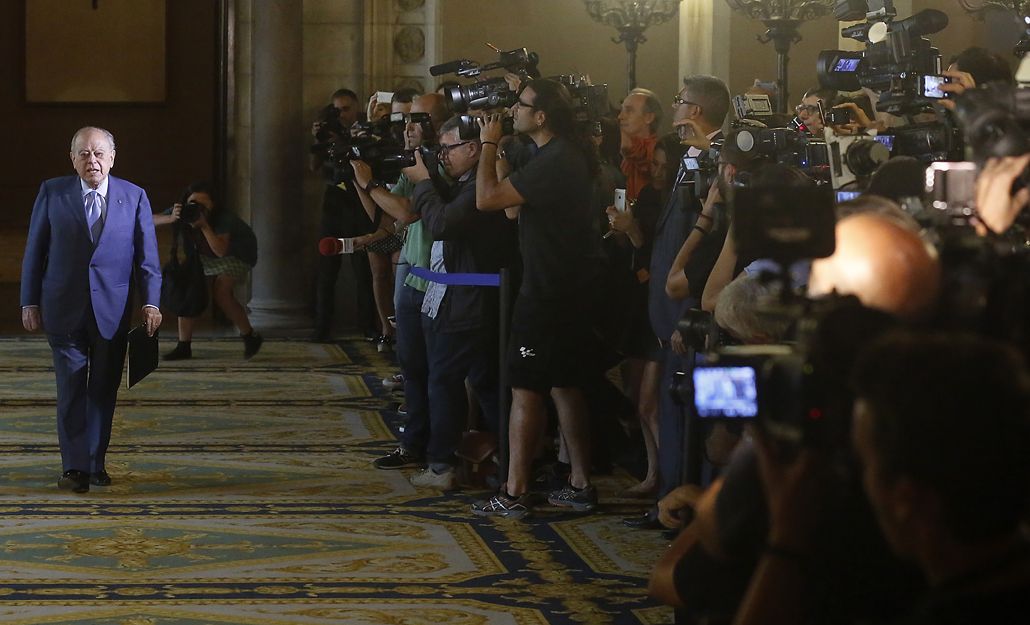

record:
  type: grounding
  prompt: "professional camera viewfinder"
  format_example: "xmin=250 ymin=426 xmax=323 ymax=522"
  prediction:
xmin=732 ymin=185 xmax=837 ymax=263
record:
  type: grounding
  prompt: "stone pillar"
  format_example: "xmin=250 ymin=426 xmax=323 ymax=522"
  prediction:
xmin=248 ymin=0 xmax=308 ymax=330
xmin=679 ymin=0 xmax=731 ymax=84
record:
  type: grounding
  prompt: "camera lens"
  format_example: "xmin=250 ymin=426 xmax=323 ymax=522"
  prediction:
xmin=845 ymin=140 xmax=890 ymax=177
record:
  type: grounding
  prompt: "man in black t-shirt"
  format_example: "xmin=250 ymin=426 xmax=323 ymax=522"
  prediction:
xmin=471 ymin=79 xmax=606 ymax=519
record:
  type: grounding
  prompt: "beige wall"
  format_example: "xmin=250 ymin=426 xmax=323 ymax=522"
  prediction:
xmin=435 ymin=3 xmax=1005 ymax=129
xmin=439 ymin=0 xmax=681 ymax=134
xmin=727 ymin=12 xmax=840 ymax=108
xmin=725 ymin=5 xmax=1015 ymax=111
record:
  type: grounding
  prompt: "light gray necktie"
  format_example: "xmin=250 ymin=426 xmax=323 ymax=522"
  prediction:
xmin=85 ymin=191 xmax=102 ymax=242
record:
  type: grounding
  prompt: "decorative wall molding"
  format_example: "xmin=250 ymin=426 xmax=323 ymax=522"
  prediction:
xmin=364 ymin=0 xmax=439 ymax=95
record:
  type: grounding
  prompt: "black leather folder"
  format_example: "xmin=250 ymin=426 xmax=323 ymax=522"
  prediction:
xmin=126 ymin=326 xmax=159 ymax=389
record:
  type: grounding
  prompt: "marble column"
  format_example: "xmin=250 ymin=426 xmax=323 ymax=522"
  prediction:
xmin=247 ymin=0 xmax=308 ymax=330
xmin=679 ymin=0 xmax=731 ymax=84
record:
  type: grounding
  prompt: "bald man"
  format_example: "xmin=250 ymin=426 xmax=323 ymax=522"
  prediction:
xmin=650 ymin=212 xmax=941 ymax=616
xmin=808 ymin=212 xmax=941 ymax=320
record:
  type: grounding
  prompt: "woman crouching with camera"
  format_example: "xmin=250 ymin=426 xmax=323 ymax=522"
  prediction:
xmin=153 ymin=181 xmax=262 ymax=360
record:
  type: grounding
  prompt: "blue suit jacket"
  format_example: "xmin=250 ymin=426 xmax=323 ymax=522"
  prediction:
xmin=20 ymin=175 xmax=162 ymax=339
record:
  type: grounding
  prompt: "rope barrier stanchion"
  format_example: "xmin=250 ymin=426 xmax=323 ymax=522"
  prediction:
xmin=498 ymin=267 xmax=511 ymax=484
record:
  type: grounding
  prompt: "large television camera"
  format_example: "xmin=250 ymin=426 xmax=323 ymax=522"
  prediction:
xmin=735 ymin=127 xmax=832 ymax=181
xmin=431 ymin=47 xmax=540 ymax=112
xmin=551 ymin=74 xmax=610 ymax=136
xmin=312 ymin=112 xmax=437 ymax=181
xmin=817 ymin=0 xmax=948 ymax=115
xmin=673 ymin=184 xmax=855 ymax=450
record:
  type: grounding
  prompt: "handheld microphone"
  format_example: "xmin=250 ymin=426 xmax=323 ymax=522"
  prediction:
xmin=318 ymin=237 xmax=355 ymax=256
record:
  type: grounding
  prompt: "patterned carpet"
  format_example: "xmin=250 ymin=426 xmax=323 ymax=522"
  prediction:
xmin=0 ymin=337 xmax=673 ymax=625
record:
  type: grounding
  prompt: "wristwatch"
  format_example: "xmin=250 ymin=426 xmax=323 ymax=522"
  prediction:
xmin=364 ymin=179 xmax=385 ymax=194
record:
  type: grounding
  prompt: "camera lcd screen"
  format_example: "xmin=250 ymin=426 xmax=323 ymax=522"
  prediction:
xmin=834 ymin=58 xmax=861 ymax=73
xmin=921 ymin=75 xmax=948 ymax=99
xmin=693 ymin=366 xmax=758 ymax=418
xmin=749 ymin=96 xmax=772 ymax=113
xmin=836 ymin=190 xmax=861 ymax=203
xmin=873 ymin=135 xmax=895 ymax=152
xmin=683 ymin=157 xmax=700 ymax=171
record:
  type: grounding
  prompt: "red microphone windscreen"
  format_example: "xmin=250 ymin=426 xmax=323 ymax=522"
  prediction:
xmin=318 ymin=237 xmax=342 ymax=256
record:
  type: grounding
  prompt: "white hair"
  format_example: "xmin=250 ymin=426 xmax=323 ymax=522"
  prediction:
xmin=714 ymin=275 xmax=793 ymax=344
xmin=70 ymin=126 xmax=116 ymax=152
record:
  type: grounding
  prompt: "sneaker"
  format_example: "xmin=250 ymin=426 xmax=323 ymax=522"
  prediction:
xmin=373 ymin=447 xmax=425 ymax=470
xmin=163 ymin=341 xmax=192 ymax=361
xmin=471 ymin=491 xmax=532 ymax=519
xmin=242 ymin=332 xmax=263 ymax=360
xmin=547 ymin=483 xmax=598 ymax=513
xmin=376 ymin=335 xmax=394 ymax=353
xmin=410 ymin=467 xmax=457 ymax=490
xmin=382 ymin=373 xmax=404 ymax=391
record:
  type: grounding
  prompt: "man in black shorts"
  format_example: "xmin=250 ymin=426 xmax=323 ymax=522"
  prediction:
xmin=471 ymin=78 xmax=606 ymax=519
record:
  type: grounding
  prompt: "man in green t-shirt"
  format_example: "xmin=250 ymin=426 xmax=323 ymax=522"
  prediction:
xmin=350 ymin=93 xmax=451 ymax=471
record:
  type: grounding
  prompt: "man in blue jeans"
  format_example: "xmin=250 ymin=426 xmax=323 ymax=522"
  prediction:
xmin=354 ymin=94 xmax=449 ymax=472
xmin=403 ymin=116 xmax=517 ymax=489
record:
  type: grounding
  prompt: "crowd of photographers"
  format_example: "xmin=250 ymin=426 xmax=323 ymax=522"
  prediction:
xmin=309 ymin=1 xmax=1030 ymax=620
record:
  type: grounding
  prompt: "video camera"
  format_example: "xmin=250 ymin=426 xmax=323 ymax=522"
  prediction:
xmin=673 ymin=184 xmax=853 ymax=449
xmin=314 ymin=103 xmax=347 ymax=143
xmin=735 ymin=127 xmax=832 ymax=181
xmin=953 ymin=82 xmax=1030 ymax=163
xmin=431 ymin=47 xmax=540 ymax=113
xmin=678 ymin=148 xmax=721 ymax=200
xmin=733 ymin=94 xmax=775 ymax=121
xmin=313 ymin=112 xmax=437 ymax=181
xmin=552 ymin=74 xmax=610 ymax=135
xmin=817 ymin=0 xmax=949 ymax=115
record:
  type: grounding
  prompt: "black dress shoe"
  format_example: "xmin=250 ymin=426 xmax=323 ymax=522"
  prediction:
xmin=58 ymin=470 xmax=89 ymax=493
xmin=622 ymin=512 xmax=664 ymax=530
xmin=90 ymin=471 xmax=112 ymax=486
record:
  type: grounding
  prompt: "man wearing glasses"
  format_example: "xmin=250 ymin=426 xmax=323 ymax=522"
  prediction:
xmin=472 ymin=78 xmax=606 ymax=518
xmin=393 ymin=115 xmax=516 ymax=490
xmin=794 ymin=87 xmax=842 ymax=134
xmin=623 ymin=75 xmax=730 ymax=528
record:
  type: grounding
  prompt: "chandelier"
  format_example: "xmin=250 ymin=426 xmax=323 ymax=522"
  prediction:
xmin=955 ymin=0 xmax=1030 ymax=19
xmin=724 ymin=0 xmax=837 ymax=21
xmin=723 ymin=0 xmax=836 ymax=112
xmin=583 ymin=1 xmax=681 ymax=91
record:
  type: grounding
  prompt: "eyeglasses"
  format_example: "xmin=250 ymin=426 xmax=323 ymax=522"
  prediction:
xmin=795 ymin=104 xmax=820 ymax=115
xmin=514 ymin=98 xmax=538 ymax=110
xmin=673 ymin=95 xmax=699 ymax=109
xmin=439 ymin=140 xmax=473 ymax=156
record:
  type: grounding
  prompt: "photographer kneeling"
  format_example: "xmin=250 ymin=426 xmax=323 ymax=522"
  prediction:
xmin=155 ymin=181 xmax=261 ymax=360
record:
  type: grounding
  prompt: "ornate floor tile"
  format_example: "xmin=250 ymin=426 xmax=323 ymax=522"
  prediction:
xmin=0 ymin=337 xmax=671 ymax=624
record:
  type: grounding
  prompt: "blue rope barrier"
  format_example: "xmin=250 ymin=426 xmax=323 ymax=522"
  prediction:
xmin=409 ymin=267 xmax=501 ymax=287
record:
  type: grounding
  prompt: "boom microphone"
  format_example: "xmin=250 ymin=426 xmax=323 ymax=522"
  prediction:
xmin=894 ymin=9 xmax=948 ymax=38
xmin=430 ymin=59 xmax=473 ymax=76
xmin=318 ymin=237 xmax=355 ymax=256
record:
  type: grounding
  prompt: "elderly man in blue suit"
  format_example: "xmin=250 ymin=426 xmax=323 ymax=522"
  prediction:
xmin=20 ymin=126 xmax=162 ymax=494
